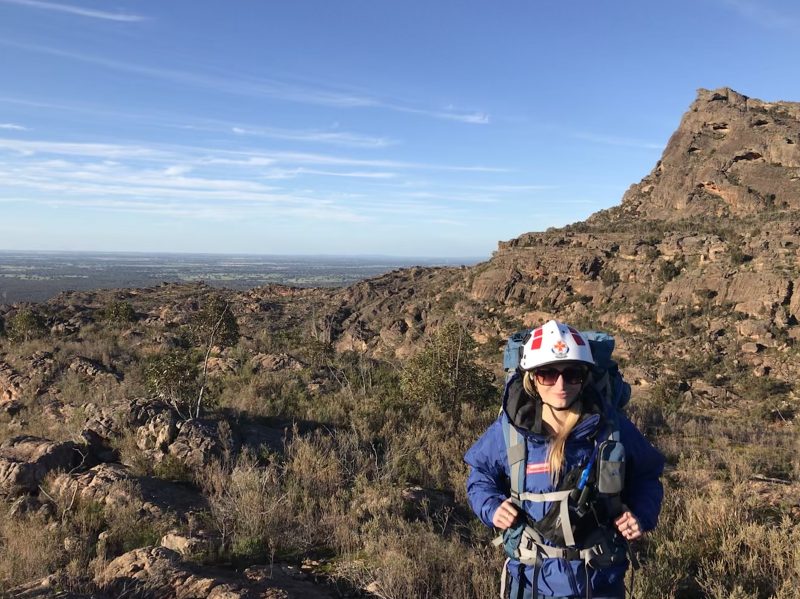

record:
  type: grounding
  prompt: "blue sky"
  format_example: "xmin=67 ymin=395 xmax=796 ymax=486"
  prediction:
xmin=1 ymin=0 xmax=799 ymax=257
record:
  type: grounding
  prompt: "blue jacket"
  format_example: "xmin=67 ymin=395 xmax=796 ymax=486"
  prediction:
xmin=464 ymin=383 xmax=664 ymax=597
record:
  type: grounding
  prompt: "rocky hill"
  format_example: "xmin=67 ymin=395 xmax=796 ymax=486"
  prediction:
xmin=332 ymin=88 xmax=800 ymax=385
xmin=0 ymin=87 xmax=798 ymax=598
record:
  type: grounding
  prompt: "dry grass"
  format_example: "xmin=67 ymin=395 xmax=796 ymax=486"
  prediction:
xmin=0 ymin=511 xmax=62 ymax=591
xmin=2 ymin=315 xmax=799 ymax=598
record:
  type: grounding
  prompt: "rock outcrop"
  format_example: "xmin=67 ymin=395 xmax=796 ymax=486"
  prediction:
xmin=615 ymin=87 xmax=800 ymax=220
xmin=94 ymin=547 xmax=335 ymax=598
xmin=0 ymin=436 xmax=84 ymax=496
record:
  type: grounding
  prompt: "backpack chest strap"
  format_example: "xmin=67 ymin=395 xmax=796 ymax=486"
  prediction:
xmin=516 ymin=490 xmax=575 ymax=547
xmin=493 ymin=524 xmax=599 ymax=562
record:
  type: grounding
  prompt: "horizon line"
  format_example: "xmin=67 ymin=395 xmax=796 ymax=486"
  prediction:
xmin=0 ymin=248 xmax=488 ymax=261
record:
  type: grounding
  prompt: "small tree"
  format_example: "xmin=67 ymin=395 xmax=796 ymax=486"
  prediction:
xmin=6 ymin=308 xmax=47 ymax=343
xmin=103 ymin=300 xmax=136 ymax=324
xmin=401 ymin=321 xmax=495 ymax=430
xmin=191 ymin=296 xmax=239 ymax=349
xmin=190 ymin=296 xmax=239 ymax=419
xmin=144 ymin=350 xmax=200 ymax=419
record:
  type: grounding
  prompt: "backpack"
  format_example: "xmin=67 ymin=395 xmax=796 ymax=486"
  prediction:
xmin=495 ymin=329 xmax=634 ymax=598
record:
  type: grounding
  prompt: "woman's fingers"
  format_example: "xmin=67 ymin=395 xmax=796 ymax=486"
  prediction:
xmin=614 ymin=511 xmax=642 ymax=540
xmin=492 ymin=499 xmax=519 ymax=529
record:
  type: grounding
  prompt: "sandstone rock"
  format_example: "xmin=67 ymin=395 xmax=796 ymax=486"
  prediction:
xmin=617 ymin=87 xmax=800 ymax=220
xmin=48 ymin=463 xmax=207 ymax=526
xmin=0 ymin=361 xmax=28 ymax=407
xmin=7 ymin=574 xmax=108 ymax=598
xmin=28 ymin=350 xmax=56 ymax=376
xmin=0 ymin=436 xmax=84 ymax=496
xmin=741 ymin=342 xmax=763 ymax=354
xmin=168 ymin=419 xmax=228 ymax=468
xmin=68 ymin=357 xmax=121 ymax=382
xmin=788 ymin=279 xmax=800 ymax=322
xmin=94 ymin=546 xmax=335 ymax=598
xmin=736 ymin=319 xmax=771 ymax=340
xmin=160 ymin=529 xmax=220 ymax=558
xmin=205 ymin=356 xmax=239 ymax=378
xmin=47 ymin=463 xmax=136 ymax=510
xmin=250 ymin=353 xmax=305 ymax=372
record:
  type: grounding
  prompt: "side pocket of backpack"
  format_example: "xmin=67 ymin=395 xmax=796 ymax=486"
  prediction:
xmin=596 ymin=440 xmax=625 ymax=495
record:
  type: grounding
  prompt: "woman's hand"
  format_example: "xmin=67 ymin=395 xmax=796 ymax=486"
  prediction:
xmin=614 ymin=510 xmax=642 ymax=541
xmin=492 ymin=498 xmax=519 ymax=530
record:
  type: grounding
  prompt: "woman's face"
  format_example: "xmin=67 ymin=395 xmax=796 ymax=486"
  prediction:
xmin=532 ymin=364 xmax=586 ymax=409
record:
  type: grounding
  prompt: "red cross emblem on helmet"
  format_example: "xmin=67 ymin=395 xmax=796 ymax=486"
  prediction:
xmin=551 ymin=340 xmax=570 ymax=358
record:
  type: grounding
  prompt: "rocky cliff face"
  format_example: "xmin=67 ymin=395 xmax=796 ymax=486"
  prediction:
xmin=615 ymin=87 xmax=800 ymax=220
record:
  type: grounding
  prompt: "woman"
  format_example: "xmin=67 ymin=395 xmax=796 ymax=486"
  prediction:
xmin=465 ymin=320 xmax=664 ymax=598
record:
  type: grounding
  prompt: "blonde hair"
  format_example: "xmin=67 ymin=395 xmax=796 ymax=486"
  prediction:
xmin=523 ymin=371 xmax=583 ymax=485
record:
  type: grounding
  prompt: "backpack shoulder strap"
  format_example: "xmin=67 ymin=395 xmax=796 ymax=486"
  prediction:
xmin=502 ymin=413 xmax=526 ymax=506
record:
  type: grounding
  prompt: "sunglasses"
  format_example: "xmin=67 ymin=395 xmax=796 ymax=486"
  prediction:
xmin=532 ymin=366 xmax=587 ymax=386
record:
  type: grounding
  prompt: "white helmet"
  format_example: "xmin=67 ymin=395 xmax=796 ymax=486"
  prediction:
xmin=519 ymin=320 xmax=594 ymax=370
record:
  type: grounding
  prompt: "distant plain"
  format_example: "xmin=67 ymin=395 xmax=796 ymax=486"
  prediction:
xmin=0 ymin=251 xmax=483 ymax=303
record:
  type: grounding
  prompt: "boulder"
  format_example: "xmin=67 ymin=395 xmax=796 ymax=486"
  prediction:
xmin=47 ymin=463 xmax=137 ymax=510
xmin=68 ymin=357 xmax=121 ymax=382
xmin=48 ymin=463 xmax=207 ymax=523
xmin=0 ymin=360 xmax=28 ymax=407
xmin=0 ymin=436 xmax=84 ymax=496
xmin=206 ymin=357 xmax=239 ymax=377
xmin=168 ymin=419 xmax=228 ymax=468
xmin=160 ymin=529 xmax=220 ymax=559
xmin=94 ymin=546 xmax=336 ymax=598
xmin=250 ymin=352 xmax=305 ymax=372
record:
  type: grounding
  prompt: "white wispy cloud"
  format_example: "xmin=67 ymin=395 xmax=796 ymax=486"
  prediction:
xmin=260 ymin=151 xmax=507 ymax=172
xmin=0 ymin=136 xmax=506 ymax=175
xmin=2 ymin=40 xmax=490 ymax=125
xmin=470 ymin=184 xmax=556 ymax=192
xmin=572 ymin=132 xmax=663 ymax=150
xmin=0 ymin=123 xmax=28 ymax=131
xmin=0 ymin=134 xmax=521 ymax=228
xmin=388 ymin=104 xmax=490 ymax=124
xmin=258 ymin=168 xmax=396 ymax=180
xmin=404 ymin=191 xmax=498 ymax=204
xmin=0 ymin=0 xmax=145 ymax=22
xmin=0 ymin=137 xmax=166 ymax=159
xmin=229 ymin=124 xmax=394 ymax=148
xmin=716 ymin=0 xmax=800 ymax=29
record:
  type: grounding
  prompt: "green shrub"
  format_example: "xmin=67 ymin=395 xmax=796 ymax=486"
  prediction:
xmin=401 ymin=322 xmax=495 ymax=430
xmin=144 ymin=350 xmax=200 ymax=417
xmin=600 ymin=267 xmax=621 ymax=286
xmin=103 ymin=300 xmax=136 ymax=324
xmin=6 ymin=307 xmax=47 ymax=343
xmin=657 ymin=260 xmax=682 ymax=283
xmin=191 ymin=295 xmax=239 ymax=348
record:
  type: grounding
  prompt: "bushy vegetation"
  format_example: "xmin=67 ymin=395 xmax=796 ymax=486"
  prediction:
xmin=143 ymin=349 xmax=200 ymax=418
xmin=0 ymin=286 xmax=798 ymax=598
xmin=103 ymin=300 xmax=136 ymax=324
xmin=5 ymin=307 xmax=47 ymax=342
xmin=191 ymin=294 xmax=240 ymax=348
xmin=401 ymin=321 xmax=495 ymax=430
